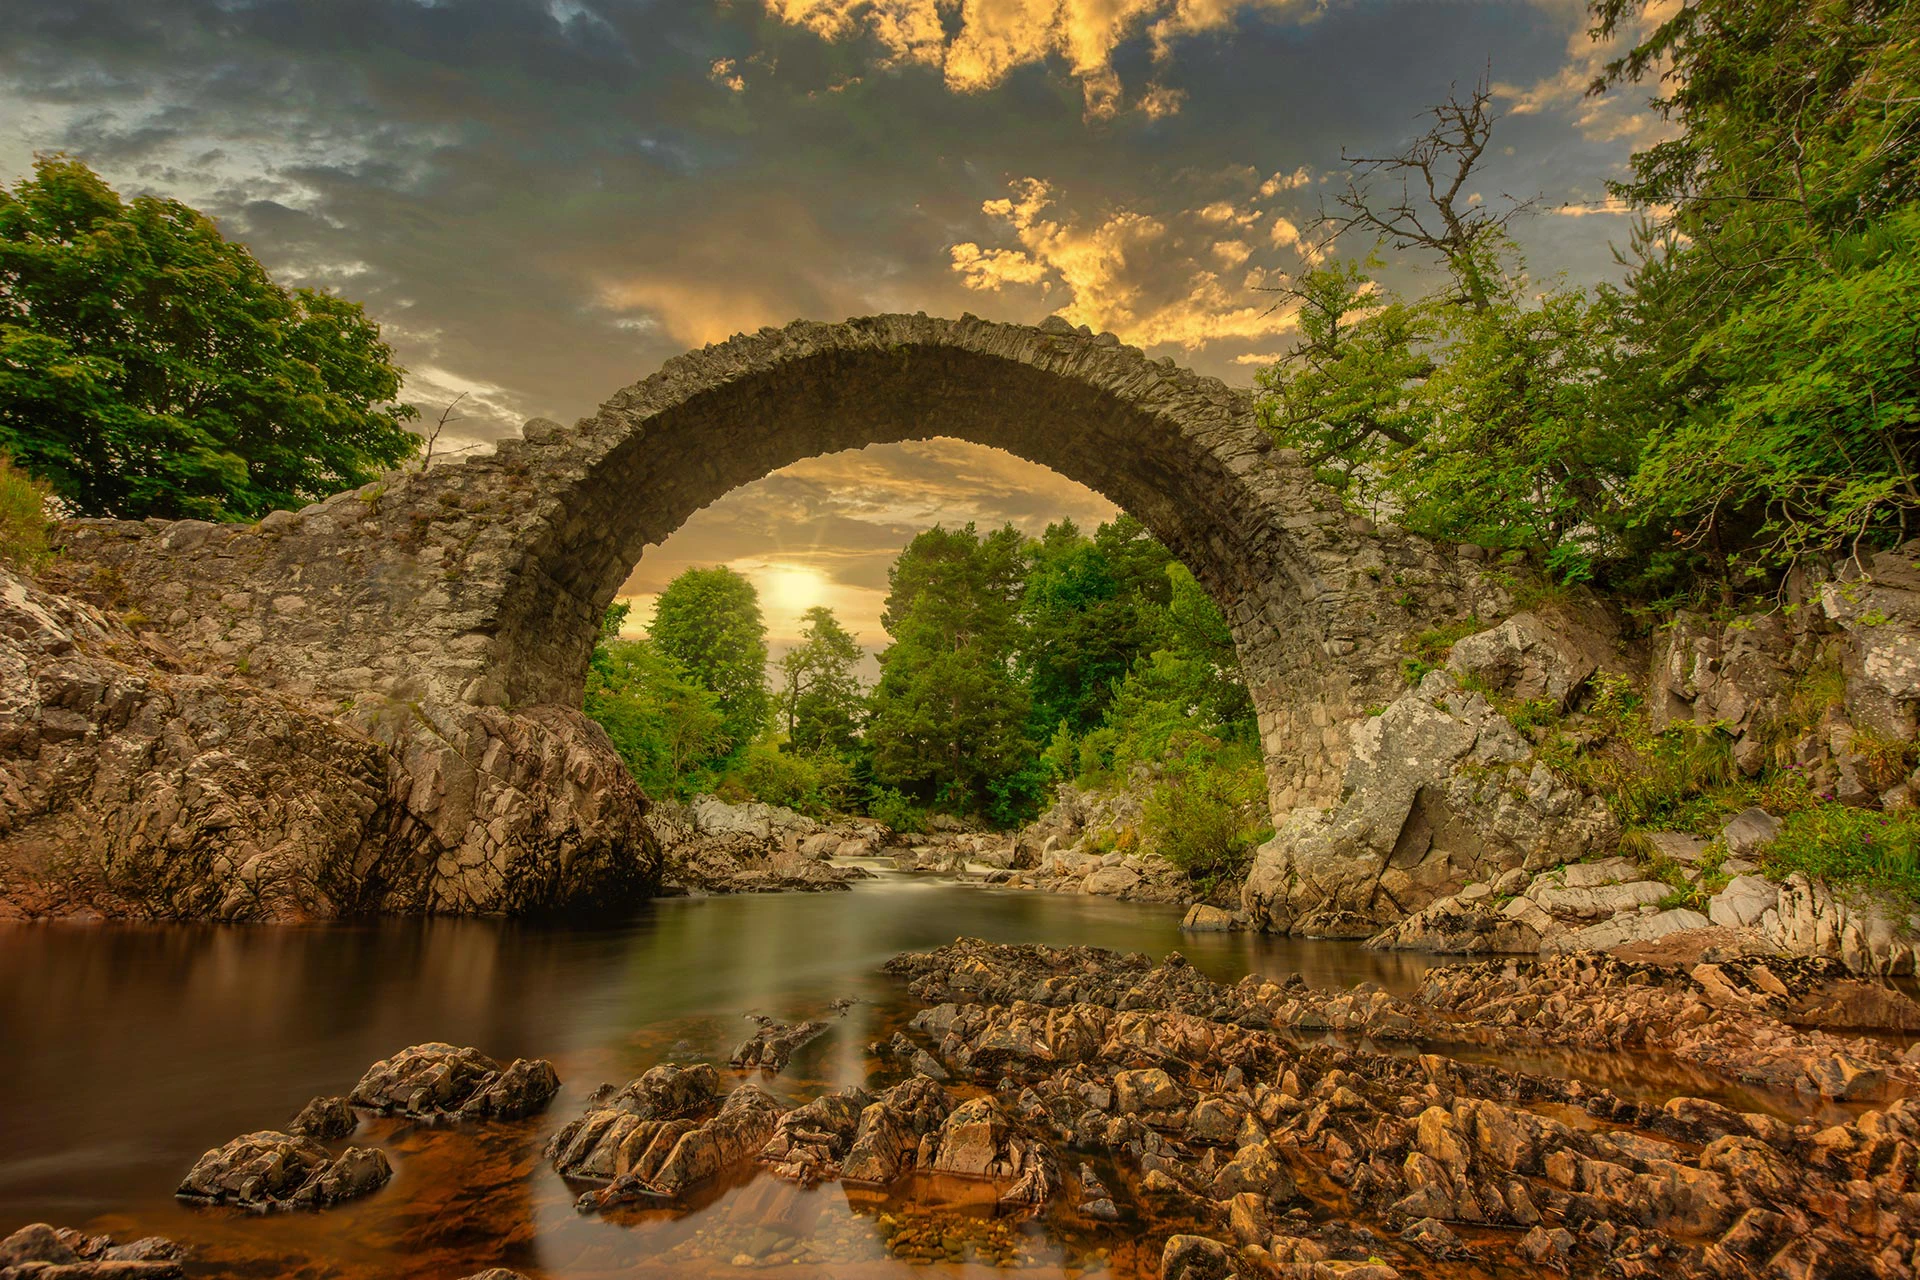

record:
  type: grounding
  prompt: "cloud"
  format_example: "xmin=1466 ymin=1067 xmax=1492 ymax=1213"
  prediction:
xmin=1492 ymin=0 xmax=1683 ymax=145
xmin=762 ymin=0 xmax=1316 ymax=119
xmin=949 ymin=174 xmax=1307 ymax=348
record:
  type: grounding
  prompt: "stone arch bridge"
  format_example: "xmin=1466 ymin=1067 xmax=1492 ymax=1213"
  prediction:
xmin=53 ymin=314 xmax=1503 ymax=918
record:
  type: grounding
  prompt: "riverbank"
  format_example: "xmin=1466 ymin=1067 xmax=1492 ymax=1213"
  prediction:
xmin=5 ymin=872 xmax=1917 ymax=1278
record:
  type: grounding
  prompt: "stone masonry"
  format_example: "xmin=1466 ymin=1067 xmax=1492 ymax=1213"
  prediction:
xmin=16 ymin=313 xmax=1495 ymax=917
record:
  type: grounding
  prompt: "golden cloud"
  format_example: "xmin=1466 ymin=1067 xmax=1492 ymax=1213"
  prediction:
xmin=1492 ymin=0 xmax=1683 ymax=144
xmin=763 ymin=0 xmax=1317 ymax=119
xmin=949 ymin=175 xmax=1310 ymax=349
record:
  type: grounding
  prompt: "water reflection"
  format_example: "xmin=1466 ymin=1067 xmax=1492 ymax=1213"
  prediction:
xmin=0 ymin=873 xmax=1438 ymax=1277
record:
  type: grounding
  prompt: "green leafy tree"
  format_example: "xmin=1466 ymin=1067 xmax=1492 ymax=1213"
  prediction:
xmin=1015 ymin=518 xmax=1170 ymax=738
xmin=778 ymin=604 xmax=866 ymax=753
xmin=0 ymin=155 xmax=419 ymax=519
xmin=649 ymin=566 xmax=771 ymax=749
xmin=867 ymin=524 xmax=1034 ymax=817
xmin=585 ymin=612 xmax=731 ymax=798
xmin=1592 ymin=0 xmax=1920 ymax=574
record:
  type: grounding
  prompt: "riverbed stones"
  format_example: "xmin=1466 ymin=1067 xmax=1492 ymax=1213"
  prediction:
xmin=0 ymin=1225 xmax=184 ymax=1279
xmin=730 ymin=1015 xmax=832 ymax=1072
xmin=349 ymin=1043 xmax=560 ymax=1119
xmin=175 ymin=1131 xmax=391 ymax=1211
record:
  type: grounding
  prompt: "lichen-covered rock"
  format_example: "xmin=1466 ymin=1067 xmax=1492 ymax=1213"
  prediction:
xmin=571 ymin=1084 xmax=786 ymax=1212
xmin=1243 ymin=670 xmax=1616 ymax=936
xmin=1758 ymin=872 xmax=1920 ymax=975
xmin=175 ymin=1131 xmax=391 ymax=1210
xmin=349 ymin=1043 xmax=559 ymax=1118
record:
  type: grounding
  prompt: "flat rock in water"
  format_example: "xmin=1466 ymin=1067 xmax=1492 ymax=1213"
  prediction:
xmin=0 ymin=1224 xmax=184 ymax=1278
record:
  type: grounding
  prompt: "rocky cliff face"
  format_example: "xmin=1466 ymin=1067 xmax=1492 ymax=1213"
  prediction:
xmin=0 ymin=569 xmax=659 ymax=921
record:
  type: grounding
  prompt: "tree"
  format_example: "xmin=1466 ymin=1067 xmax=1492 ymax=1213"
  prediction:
xmin=1016 ymin=517 xmax=1171 ymax=738
xmin=867 ymin=524 xmax=1034 ymax=817
xmin=778 ymin=604 xmax=866 ymax=753
xmin=1591 ymin=0 xmax=1920 ymax=575
xmin=0 ymin=155 xmax=419 ymax=519
xmin=1261 ymin=88 xmax=1637 ymax=580
xmin=584 ymin=605 xmax=730 ymax=797
xmin=649 ymin=566 xmax=771 ymax=750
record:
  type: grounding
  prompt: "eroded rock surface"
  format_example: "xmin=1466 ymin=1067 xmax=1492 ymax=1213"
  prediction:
xmin=0 ymin=1224 xmax=185 ymax=1279
xmin=175 ymin=1131 xmax=391 ymax=1210
xmin=350 ymin=1043 xmax=560 ymax=1119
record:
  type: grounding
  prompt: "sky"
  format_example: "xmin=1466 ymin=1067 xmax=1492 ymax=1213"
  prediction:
xmin=0 ymin=0 xmax=1672 ymax=653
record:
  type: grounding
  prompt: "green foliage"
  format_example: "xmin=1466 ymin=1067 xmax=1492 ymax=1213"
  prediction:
xmin=867 ymin=787 xmax=927 ymax=835
xmin=1537 ymin=674 xmax=1743 ymax=833
xmin=650 ymin=566 xmax=771 ymax=749
xmin=1762 ymin=805 xmax=1920 ymax=906
xmin=0 ymin=453 xmax=53 ymax=573
xmin=721 ymin=738 xmax=857 ymax=816
xmin=1400 ymin=616 xmax=1482 ymax=685
xmin=584 ymin=627 xmax=730 ymax=799
xmin=1142 ymin=746 xmax=1272 ymax=891
xmin=0 ymin=156 xmax=419 ymax=520
xmin=868 ymin=523 xmax=1034 ymax=818
xmin=778 ymin=605 xmax=865 ymax=753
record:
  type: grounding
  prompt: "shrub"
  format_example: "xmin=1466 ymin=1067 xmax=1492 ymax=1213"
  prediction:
xmin=1142 ymin=751 xmax=1271 ymax=891
xmin=1400 ymin=616 xmax=1482 ymax=685
xmin=1762 ymin=805 xmax=1920 ymax=905
xmin=0 ymin=454 xmax=53 ymax=573
xmin=868 ymin=786 xmax=926 ymax=835
xmin=725 ymin=739 xmax=856 ymax=816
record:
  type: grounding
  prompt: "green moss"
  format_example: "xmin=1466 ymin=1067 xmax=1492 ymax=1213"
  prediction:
xmin=1400 ymin=616 xmax=1483 ymax=685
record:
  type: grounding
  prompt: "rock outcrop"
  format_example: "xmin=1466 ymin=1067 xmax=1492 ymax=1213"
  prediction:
xmin=175 ymin=1131 xmax=391 ymax=1210
xmin=1242 ymin=668 xmax=1616 ymax=937
xmin=0 ymin=567 xmax=659 ymax=921
xmin=0 ymin=1224 xmax=185 ymax=1279
xmin=349 ymin=1043 xmax=561 ymax=1119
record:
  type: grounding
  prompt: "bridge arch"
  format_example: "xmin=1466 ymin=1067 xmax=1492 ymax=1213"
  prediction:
xmin=72 ymin=313 xmax=1471 ymax=820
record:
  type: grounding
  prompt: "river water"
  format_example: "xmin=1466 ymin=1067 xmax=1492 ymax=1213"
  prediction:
xmin=0 ymin=869 xmax=1440 ymax=1278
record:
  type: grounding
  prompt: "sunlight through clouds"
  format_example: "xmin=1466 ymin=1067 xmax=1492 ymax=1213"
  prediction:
xmin=948 ymin=174 xmax=1315 ymax=348
xmin=762 ymin=0 xmax=1320 ymax=118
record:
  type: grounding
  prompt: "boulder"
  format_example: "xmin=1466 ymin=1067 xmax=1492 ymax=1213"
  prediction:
xmin=1527 ymin=878 xmax=1670 ymax=921
xmin=350 ymin=1043 xmax=560 ymax=1119
xmin=1180 ymin=904 xmax=1239 ymax=931
xmin=0 ymin=1225 xmax=183 ymax=1278
xmin=1708 ymin=875 xmax=1780 ymax=930
xmin=1243 ymin=670 xmax=1616 ymax=937
xmin=175 ymin=1131 xmax=391 ymax=1210
xmin=1721 ymin=808 xmax=1781 ymax=859
xmin=1367 ymin=894 xmax=1546 ymax=954
xmin=1081 ymin=865 xmax=1141 ymax=897
xmin=1759 ymin=872 xmax=1920 ymax=975
xmin=1161 ymin=1235 xmax=1237 ymax=1280
xmin=1446 ymin=608 xmax=1617 ymax=709
xmin=287 ymin=1095 xmax=355 ymax=1140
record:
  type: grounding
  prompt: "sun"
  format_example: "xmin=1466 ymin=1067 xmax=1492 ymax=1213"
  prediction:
xmin=758 ymin=562 xmax=831 ymax=614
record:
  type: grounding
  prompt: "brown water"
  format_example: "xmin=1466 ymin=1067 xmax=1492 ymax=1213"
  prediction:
xmin=0 ymin=870 xmax=1439 ymax=1278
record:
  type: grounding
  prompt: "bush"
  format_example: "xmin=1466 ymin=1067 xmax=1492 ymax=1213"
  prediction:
xmin=868 ymin=787 xmax=926 ymax=835
xmin=715 ymin=738 xmax=856 ymax=816
xmin=1762 ymin=805 xmax=1920 ymax=906
xmin=1142 ymin=750 xmax=1271 ymax=891
xmin=0 ymin=454 xmax=52 ymax=573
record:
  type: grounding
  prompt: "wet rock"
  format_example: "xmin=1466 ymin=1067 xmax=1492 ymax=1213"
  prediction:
xmin=841 ymin=1076 xmax=954 ymax=1185
xmin=0 ymin=1225 xmax=184 ymax=1278
xmin=575 ymin=1084 xmax=786 ymax=1211
xmin=1181 ymin=904 xmax=1240 ymax=931
xmin=729 ymin=1016 xmax=831 ymax=1072
xmin=350 ymin=1043 xmax=559 ymax=1119
xmin=175 ymin=1131 xmax=391 ymax=1210
xmin=759 ymin=1086 xmax=871 ymax=1183
xmin=1160 ymin=1234 xmax=1236 ymax=1280
xmin=544 ymin=1063 xmax=724 ymax=1181
xmin=287 ymin=1095 xmax=355 ymax=1140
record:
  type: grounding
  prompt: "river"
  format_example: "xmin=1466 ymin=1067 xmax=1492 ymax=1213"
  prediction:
xmin=0 ymin=866 xmax=1438 ymax=1278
